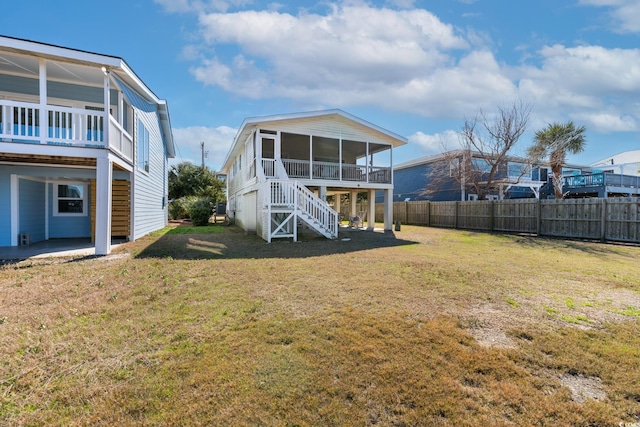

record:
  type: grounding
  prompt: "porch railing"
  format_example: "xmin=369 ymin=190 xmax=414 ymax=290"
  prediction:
xmin=564 ymin=172 xmax=640 ymax=189
xmin=262 ymin=158 xmax=276 ymax=177
xmin=0 ymin=99 xmax=133 ymax=162
xmin=280 ymin=158 xmax=391 ymax=184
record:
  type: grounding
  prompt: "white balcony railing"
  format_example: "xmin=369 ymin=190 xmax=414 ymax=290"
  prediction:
xmin=0 ymin=99 xmax=133 ymax=162
xmin=280 ymin=158 xmax=391 ymax=184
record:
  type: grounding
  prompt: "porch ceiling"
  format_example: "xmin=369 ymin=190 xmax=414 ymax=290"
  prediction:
xmin=0 ymin=49 xmax=104 ymax=86
xmin=0 ymin=153 xmax=127 ymax=171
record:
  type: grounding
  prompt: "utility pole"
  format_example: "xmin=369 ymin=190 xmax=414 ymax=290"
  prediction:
xmin=200 ymin=141 xmax=208 ymax=169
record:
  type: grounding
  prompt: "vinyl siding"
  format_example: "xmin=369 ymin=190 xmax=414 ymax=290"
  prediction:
xmin=0 ymin=170 xmax=12 ymax=246
xmin=120 ymin=79 xmax=168 ymax=239
xmin=47 ymin=182 xmax=91 ymax=239
xmin=18 ymin=178 xmax=46 ymax=243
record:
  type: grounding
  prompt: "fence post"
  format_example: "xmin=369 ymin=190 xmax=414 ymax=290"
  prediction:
xmin=405 ymin=201 xmax=409 ymax=225
xmin=426 ymin=201 xmax=431 ymax=227
xmin=600 ymin=198 xmax=607 ymax=243
xmin=455 ymin=201 xmax=459 ymax=229
xmin=536 ymin=198 xmax=542 ymax=236
xmin=489 ymin=200 xmax=495 ymax=232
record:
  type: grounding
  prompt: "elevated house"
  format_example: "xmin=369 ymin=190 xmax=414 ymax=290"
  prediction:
xmin=0 ymin=35 xmax=174 ymax=254
xmin=221 ymin=110 xmax=407 ymax=242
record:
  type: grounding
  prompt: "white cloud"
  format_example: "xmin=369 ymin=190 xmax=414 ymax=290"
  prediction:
xmin=171 ymin=125 xmax=237 ymax=170
xmin=408 ymin=129 xmax=460 ymax=154
xmin=517 ymin=44 xmax=640 ymax=132
xmin=187 ymin=4 xmax=529 ymax=118
xmin=579 ymin=0 xmax=640 ymax=33
xmin=571 ymin=112 xmax=637 ymax=133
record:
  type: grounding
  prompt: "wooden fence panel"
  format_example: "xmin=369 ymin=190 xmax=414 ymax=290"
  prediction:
xmin=407 ymin=201 xmax=430 ymax=225
xmin=606 ymin=198 xmax=640 ymax=243
xmin=457 ymin=201 xmax=491 ymax=231
xmin=540 ymin=199 xmax=602 ymax=239
xmin=429 ymin=202 xmax=457 ymax=228
xmin=494 ymin=199 xmax=538 ymax=233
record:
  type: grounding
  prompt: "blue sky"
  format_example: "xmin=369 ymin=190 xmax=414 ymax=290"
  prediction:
xmin=2 ymin=0 xmax=640 ymax=170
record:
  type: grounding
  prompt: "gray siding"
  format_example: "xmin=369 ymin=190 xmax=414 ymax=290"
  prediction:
xmin=121 ymin=80 xmax=168 ymax=239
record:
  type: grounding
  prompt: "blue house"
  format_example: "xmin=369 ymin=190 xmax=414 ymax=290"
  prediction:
xmin=0 ymin=35 xmax=175 ymax=254
xmin=392 ymin=150 xmax=552 ymax=202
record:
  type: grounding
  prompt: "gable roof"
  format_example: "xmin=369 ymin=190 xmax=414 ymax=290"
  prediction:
xmin=0 ymin=35 xmax=175 ymax=158
xmin=222 ymin=109 xmax=407 ymax=172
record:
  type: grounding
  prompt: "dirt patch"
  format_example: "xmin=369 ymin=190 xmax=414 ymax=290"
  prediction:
xmin=560 ymin=373 xmax=607 ymax=404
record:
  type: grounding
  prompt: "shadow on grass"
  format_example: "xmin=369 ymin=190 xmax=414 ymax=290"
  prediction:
xmin=506 ymin=233 xmax=637 ymax=257
xmin=134 ymin=225 xmax=419 ymax=260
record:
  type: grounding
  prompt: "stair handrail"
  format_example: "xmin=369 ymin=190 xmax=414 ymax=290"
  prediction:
xmin=266 ymin=180 xmax=338 ymax=238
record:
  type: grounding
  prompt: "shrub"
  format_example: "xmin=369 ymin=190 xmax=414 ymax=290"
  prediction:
xmin=189 ymin=198 xmax=213 ymax=226
xmin=168 ymin=198 xmax=189 ymax=220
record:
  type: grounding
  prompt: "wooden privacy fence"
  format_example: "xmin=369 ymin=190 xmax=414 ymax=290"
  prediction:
xmin=363 ymin=198 xmax=640 ymax=244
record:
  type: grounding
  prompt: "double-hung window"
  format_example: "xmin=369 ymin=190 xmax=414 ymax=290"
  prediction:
xmin=54 ymin=183 xmax=87 ymax=216
xmin=137 ymin=120 xmax=150 ymax=172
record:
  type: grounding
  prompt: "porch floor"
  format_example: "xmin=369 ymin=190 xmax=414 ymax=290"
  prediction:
xmin=0 ymin=238 xmax=125 ymax=261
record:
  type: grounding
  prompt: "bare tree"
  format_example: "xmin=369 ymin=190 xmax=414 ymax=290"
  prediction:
xmin=423 ymin=101 xmax=532 ymax=200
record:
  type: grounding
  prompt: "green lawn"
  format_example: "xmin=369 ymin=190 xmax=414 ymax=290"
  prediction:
xmin=1 ymin=224 xmax=639 ymax=426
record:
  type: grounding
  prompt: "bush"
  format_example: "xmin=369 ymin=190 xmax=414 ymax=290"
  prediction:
xmin=168 ymin=198 xmax=189 ymax=220
xmin=189 ymin=198 xmax=213 ymax=226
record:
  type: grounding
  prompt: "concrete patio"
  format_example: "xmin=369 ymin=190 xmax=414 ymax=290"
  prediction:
xmin=0 ymin=239 xmax=125 ymax=261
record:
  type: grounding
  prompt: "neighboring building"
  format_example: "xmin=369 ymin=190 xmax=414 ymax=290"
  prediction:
xmin=590 ymin=150 xmax=640 ymax=176
xmin=221 ymin=110 xmax=407 ymax=242
xmin=393 ymin=150 xmax=558 ymax=202
xmin=0 ymin=35 xmax=175 ymax=254
xmin=549 ymin=150 xmax=640 ymax=199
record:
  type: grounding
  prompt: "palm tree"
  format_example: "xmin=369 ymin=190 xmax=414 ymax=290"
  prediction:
xmin=528 ymin=121 xmax=586 ymax=199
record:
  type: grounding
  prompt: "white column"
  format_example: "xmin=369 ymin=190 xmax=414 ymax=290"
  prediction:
xmin=39 ymin=60 xmax=47 ymax=144
xmin=384 ymin=188 xmax=393 ymax=230
xmin=319 ymin=186 xmax=327 ymax=202
xmin=103 ymin=71 xmax=111 ymax=148
xmin=95 ymin=157 xmax=113 ymax=255
xmin=350 ymin=191 xmax=357 ymax=217
xmin=367 ymin=189 xmax=376 ymax=230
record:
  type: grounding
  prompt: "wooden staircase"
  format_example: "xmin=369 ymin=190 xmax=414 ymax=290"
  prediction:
xmin=263 ymin=180 xmax=338 ymax=242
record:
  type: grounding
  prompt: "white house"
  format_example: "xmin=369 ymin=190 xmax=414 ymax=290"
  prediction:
xmin=0 ymin=35 xmax=175 ymax=255
xmin=221 ymin=110 xmax=407 ymax=242
xmin=590 ymin=150 xmax=640 ymax=176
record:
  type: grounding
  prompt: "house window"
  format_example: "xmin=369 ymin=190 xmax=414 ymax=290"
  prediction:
xmin=508 ymin=162 xmax=532 ymax=180
xmin=54 ymin=183 xmax=87 ymax=216
xmin=137 ymin=120 xmax=150 ymax=172
xmin=471 ymin=158 xmax=492 ymax=173
xmin=449 ymin=159 xmax=460 ymax=177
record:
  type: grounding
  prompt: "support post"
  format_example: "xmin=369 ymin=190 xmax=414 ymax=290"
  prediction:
xmin=384 ymin=189 xmax=393 ymax=230
xmin=350 ymin=191 xmax=357 ymax=218
xmin=600 ymin=198 xmax=607 ymax=243
xmin=39 ymin=60 xmax=47 ymax=144
xmin=95 ymin=157 xmax=113 ymax=255
xmin=367 ymin=189 xmax=376 ymax=230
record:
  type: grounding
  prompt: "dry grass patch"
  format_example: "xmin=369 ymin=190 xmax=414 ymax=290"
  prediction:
xmin=1 ymin=224 xmax=640 ymax=425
